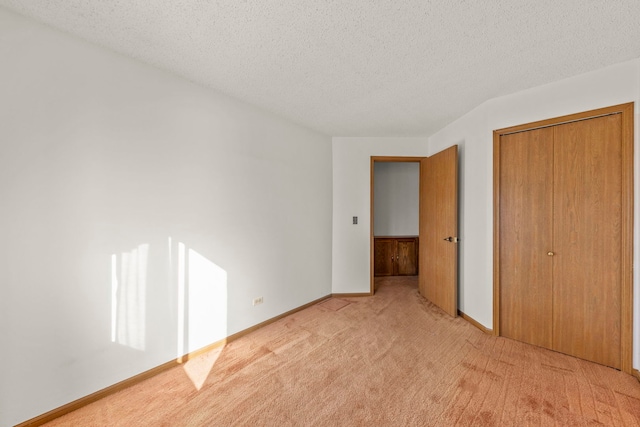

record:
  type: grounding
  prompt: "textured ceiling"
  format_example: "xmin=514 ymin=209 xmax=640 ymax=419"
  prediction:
xmin=2 ymin=1 xmax=640 ymax=137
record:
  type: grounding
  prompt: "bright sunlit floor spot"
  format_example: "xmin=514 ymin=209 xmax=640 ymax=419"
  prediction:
xmin=183 ymin=344 xmax=225 ymax=391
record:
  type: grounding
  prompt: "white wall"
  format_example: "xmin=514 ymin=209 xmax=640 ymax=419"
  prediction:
xmin=332 ymin=138 xmax=428 ymax=294
xmin=428 ymin=59 xmax=640 ymax=369
xmin=373 ymin=162 xmax=419 ymax=236
xmin=0 ymin=8 xmax=333 ymax=426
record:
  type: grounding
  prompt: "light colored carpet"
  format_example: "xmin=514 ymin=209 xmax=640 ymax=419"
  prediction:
xmin=44 ymin=276 xmax=640 ymax=426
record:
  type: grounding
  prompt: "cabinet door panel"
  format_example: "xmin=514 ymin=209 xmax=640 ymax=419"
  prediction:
xmin=374 ymin=239 xmax=396 ymax=276
xmin=397 ymin=238 xmax=418 ymax=275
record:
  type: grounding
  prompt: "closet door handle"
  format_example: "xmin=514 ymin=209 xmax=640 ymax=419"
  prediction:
xmin=443 ymin=237 xmax=459 ymax=243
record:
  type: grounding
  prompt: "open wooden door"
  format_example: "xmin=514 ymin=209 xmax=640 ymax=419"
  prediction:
xmin=419 ymin=145 xmax=459 ymax=316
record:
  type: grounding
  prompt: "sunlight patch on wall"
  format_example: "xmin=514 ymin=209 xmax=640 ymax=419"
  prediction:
xmin=171 ymin=239 xmax=228 ymax=390
xmin=175 ymin=239 xmax=228 ymax=359
xmin=110 ymin=244 xmax=149 ymax=351
xmin=187 ymin=247 xmax=228 ymax=350
xmin=177 ymin=241 xmax=186 ymax=358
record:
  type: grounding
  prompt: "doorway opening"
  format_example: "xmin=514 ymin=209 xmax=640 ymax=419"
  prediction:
xmin=369 ymin=156 xmax=425 ymax=295
xmin=371 ymin=147 xmax=459 ymax=319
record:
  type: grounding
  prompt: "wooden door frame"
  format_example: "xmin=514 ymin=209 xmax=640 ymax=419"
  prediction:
xmin=370 ymin=156 xmax=425 ymax=294
xmin=493 ymin=102 xmax=634 ymax=373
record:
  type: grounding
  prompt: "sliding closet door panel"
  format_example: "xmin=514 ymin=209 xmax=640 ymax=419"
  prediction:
xmin=552 ymin=114 xmax=622 ymax=369
xmin=499 ymin=128 xmax=554 ymax=348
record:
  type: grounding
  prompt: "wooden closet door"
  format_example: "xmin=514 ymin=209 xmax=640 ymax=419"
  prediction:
xmin=496 ymin=103 xmax=632 ymax=372
xmin=499 ymin=127 xmax=554 ymax=348
xmin=552 ymin=114 xmax=623 ymax=369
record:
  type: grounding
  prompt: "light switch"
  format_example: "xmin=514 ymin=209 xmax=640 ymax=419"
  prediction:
xmin=353 ymin=216 xmax=358 ymax=224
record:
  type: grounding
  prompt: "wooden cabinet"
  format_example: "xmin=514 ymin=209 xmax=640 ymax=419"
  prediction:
xmin=374 ymin=237 xmax=418 ymax=276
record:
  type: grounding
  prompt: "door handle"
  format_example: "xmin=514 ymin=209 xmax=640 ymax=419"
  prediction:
xmin=443 ymin=237 xmax=459 ymax=243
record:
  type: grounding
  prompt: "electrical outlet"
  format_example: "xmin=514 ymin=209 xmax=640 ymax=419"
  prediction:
xmin=252 ymin=296 xmax=264 ymax=306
